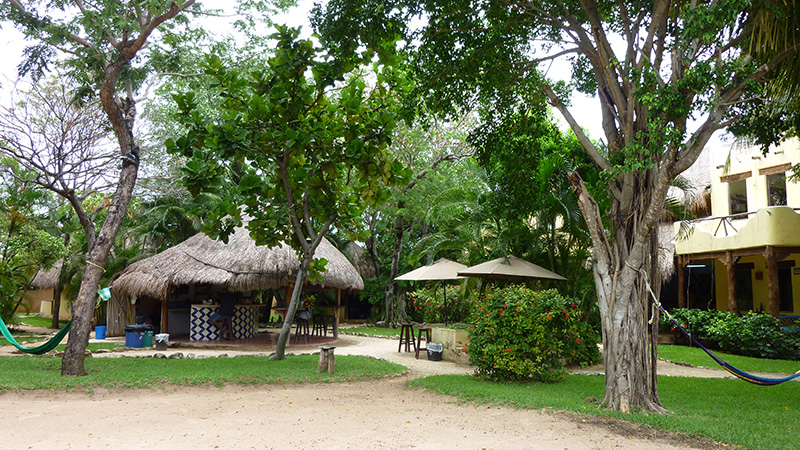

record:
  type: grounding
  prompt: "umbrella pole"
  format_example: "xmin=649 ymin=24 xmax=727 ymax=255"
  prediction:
xmin=443 ymin=283 xmax=448 ymax=326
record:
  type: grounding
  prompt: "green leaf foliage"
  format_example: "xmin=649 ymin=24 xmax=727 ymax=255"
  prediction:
xmin=168 ymin=25 xmax=411 ymax=264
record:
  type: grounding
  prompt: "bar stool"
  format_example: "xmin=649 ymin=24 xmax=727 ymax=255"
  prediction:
xmin=220 ymin=316 xmax=232 ymax=340
xmin=398 ymin=324 xmax=416 ymax=353
xmin=312 ymin=314 xmax=328 ymax=337
xmin=294 ymin=318 xmax=310 ymax=344
xmin=415 ymin=327 xmax=431 ymax=359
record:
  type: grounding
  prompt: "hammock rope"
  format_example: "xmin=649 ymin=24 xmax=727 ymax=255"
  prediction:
xmin=0 ymin=316 xmax=72 ymax=355
xmin=634 ymin=263 xmax=800 ymax=386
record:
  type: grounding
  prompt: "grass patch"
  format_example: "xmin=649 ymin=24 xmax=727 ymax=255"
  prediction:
xmin=342 ymin=326 xmax=400 ymax=338
xmin=0 ymin=354 xmax=406 ymax=392
xmin=411 ymin=374 xmax=799 ymax=450
xmin=14 ymin=314 xmax=68 ymax=328
xmin=658 ymin=345 xmax=800 ymax=374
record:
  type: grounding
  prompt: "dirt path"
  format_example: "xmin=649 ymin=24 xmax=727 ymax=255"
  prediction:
xmin=2 ymin=377 xmax=708 ymax=450
xmin=0 ymin=329 xmax=740 ymax=449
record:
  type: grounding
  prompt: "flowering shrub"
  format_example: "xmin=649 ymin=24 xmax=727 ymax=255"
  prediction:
xmin=408 ymin=285 xmax=472 ymax=323
xmin=465 ymin=286 xmax=600 ymax=382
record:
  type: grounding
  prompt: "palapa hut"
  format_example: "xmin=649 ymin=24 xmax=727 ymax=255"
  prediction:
xmin=25 ymin=261 xmax=71 ymax=320
xmin=110 ymin=225 xmax=363 ymax=339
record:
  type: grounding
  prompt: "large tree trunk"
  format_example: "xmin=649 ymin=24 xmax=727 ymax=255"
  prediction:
xmin=61 ymin=60 xmax=139 ymax=376
xmin=570 ymin=171 xmax=667 ymax=413
xmin=383 ymin=200 xmax=405 ymax=327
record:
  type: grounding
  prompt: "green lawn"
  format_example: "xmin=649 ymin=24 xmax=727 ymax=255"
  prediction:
xmin=411 ymin=374 xmax=800 ymax=450
xmin=15 ymin=314 xmax=69 ymax=328
xmin=0 ymin=354 xmax=407 ymax=391
xmin=658 ymin=344 xmax=800 ymax=374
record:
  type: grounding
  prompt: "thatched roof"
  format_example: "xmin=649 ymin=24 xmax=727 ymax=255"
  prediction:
xmin=344 ymin=241 xmax=377 ymax=280
xmin=112 ymin=227 xmax=363 ymax=301
xmin=30 ymin=260 xmax=62 ymax=289
xmin=658 ymin=223 xmax=676 ymax=281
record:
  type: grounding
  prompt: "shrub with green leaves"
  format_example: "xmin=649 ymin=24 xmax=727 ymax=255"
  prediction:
xmin=408 ymin=285 xmax=471 ymax=324
xmin=660 ymin=308 xmax=800 ymax=360
xmin=465 ymin=286 xmax=600 ymax=382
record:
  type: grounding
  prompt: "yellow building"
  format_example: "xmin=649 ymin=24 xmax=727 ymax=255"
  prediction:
xmin=674 ymin=139 xmax=800 ymax=319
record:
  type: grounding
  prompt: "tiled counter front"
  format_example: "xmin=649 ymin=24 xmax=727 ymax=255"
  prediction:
xmin=190 ymin=304 xmax=262 ymax=341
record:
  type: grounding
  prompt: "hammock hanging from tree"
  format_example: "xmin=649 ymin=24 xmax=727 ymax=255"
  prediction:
xmin=0 ymin=316 xmax=72 ymax=355
xmin=635 ymin=263 xmax=800 ymax=386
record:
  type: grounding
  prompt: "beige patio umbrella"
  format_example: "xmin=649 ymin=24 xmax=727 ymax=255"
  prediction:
xmin=395 ymin=258 xmax=468 ymax=281
xmin=395 ymin=258 xmax=468 ymax=324
xmin=457 ymin=255 xmax=566 ymax=281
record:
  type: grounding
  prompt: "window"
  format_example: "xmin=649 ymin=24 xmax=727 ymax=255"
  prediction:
xmin=729 ymin=180 xmax=747 ymax=214
xmin=767 ymin=173 xmax=787 ymax=206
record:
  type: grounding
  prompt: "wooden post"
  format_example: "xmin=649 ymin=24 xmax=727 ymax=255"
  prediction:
xmin=765 ymin=246 xmax=780 ymax=318
xmin=333 ymin=288 xmax=341 ymax=339
xmin=677 ymin=257 xmax=687 ymax=309
xmin=160 ymin=298 xmax=168 ymax=334
xmin=318 ymin=346 xmax=336 ymax=374
xmin=725 ymin=251 xmax=739 ymax=315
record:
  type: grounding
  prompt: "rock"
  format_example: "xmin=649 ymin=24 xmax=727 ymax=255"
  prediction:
xmin=186 ymin=353 xmax=197 ymax=359
xmin=168 ymin=352 xmax=184 ymax=359
xmin=217 ymin=353 xmax=229 ymax=358
xmin=94 ymin=348 xmax=112 ymax=353
xmin=153 ymin=353 xmax=167 ymax=359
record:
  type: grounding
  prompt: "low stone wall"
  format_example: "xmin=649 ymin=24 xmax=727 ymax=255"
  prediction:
xmin=430 ymin=325 xmax=470 ymax=365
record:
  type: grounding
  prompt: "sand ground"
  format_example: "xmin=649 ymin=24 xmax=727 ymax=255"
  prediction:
xmin=0 ymin=328 xmax=744 ymax=450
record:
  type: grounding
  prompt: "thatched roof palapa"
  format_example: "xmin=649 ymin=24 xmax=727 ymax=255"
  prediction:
xmin=30 ymin=260 xmax=63 ymax=289
xmin=112 ymin=226 xmax=363 ymax=301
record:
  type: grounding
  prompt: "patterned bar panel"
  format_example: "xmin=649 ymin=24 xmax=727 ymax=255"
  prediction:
xmin=190 ymin=305 xmax=262 ymax=341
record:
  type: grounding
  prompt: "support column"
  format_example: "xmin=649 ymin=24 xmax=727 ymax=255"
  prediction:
xmin=677 ymin=256 xmax=687 ymax=309
xmin=160 ymin=298 xmax=168 ymax=334
xmin=725 ymin=251 xmax=739 ymax=315
xmin=765 ymin=246 xmax=780 ymax=318
xmin=333 ymin=288 xmax=341 ymax=339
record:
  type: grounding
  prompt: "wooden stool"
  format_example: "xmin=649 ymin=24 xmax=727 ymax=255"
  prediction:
xmin=415 ymin=327 xmax=431 ymax=359
xmin=312 ymin=314 xmax=328 ymax=337
xmin=318 ymin=346 xmax=336 ymax=373
xmin=398 ymin=324 xmax=416 ymax=353
xmin=294 ymin=318 xmax=310 ymax=344
xmin=220 ymin=316 xmax=232 ymax=340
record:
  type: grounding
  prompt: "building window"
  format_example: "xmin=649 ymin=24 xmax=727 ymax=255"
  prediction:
xmin=729 ymin=180 xmax=747 ymax=214
xmin=767 ymin=173 xmax=787 ymax=206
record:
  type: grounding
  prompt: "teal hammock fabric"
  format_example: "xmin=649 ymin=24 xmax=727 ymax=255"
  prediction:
xmin=0 ymin=316 xmax=72 ymax=355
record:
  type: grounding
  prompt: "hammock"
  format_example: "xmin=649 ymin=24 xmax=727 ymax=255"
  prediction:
xmin=0 ymin=316 xmax=72 ymax=355
xmin=634 ymin=262 xmax=800 ymax=386
xmin=656 ymin=303 xmax=800 ymax=386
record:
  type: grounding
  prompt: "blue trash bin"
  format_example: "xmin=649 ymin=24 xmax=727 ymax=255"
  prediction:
xmin=125 ymin=324 xmax=151 ymax=348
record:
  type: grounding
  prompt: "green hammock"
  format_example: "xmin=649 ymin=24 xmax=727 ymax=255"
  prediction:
xmin=0 ymin=316 xmax=72 ymax=355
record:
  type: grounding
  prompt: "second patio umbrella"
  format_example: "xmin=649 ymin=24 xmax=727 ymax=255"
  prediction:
xmin=458 ymin=255 xmax=566 ymax=281
xmin=395 ymin=258 xmax=468 ymax=324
